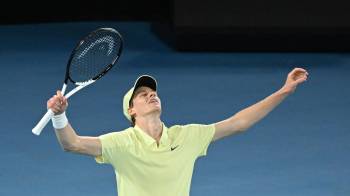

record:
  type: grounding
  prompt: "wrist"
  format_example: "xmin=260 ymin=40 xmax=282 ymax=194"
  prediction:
xmin=277 ymin=87 xmax=293 ymax=97
xmin=52 ymin=111 xmax=68 ymax=129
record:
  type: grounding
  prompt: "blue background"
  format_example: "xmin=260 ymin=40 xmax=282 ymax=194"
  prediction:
xmin=0 ymin=22 xmax=349 ymax=196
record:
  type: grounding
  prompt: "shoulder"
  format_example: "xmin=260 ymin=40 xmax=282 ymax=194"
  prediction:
xmin=172 ymin=124 xmax=215 ymax=131
xmin=99 ymin=127 xmax=136 ymax=148
xmin=167 ymin=124 xmax=215 ymax=137
xmin=100 ymin=127 xmax=132 ymax=138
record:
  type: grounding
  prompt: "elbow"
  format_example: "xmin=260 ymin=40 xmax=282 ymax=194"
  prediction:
xmin=61 ymin=142 xmax=80 ymax=153
xmin=62 ymin=146 xmax=74 ymax=152
xmin=223 ymin=118 xmax=248 ymax=135
xmin=235 ymin=127 xmax=248 ymax=134
xmin=235 ymin=119 xmax=250 ymax=133
xmin=62 ymin=144 xmax=74 ymax=152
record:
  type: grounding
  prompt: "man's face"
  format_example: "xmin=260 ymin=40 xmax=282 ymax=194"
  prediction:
xmin=128 ymin=86 xmax=161 ymax=119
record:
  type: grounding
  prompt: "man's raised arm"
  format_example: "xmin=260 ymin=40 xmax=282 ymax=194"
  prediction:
xmin=213 ymin=68 xmax=309 ymax=142
xmin=48 ymin=90 xmax=102 ymax=157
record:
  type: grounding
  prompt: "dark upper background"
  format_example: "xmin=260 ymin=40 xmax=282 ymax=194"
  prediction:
xmin=0 ymin=0 xmax=170 ymax=23
xmin=2 ymin=0 xmax=350 ymax=51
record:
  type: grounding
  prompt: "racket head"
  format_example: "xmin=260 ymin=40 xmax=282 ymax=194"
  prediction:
xmin=65 ymin=28 xmax=123 ymax=84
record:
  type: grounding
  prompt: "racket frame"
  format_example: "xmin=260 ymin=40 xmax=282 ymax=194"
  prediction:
xmin=32 ymin=28 xmax=123 ymax=135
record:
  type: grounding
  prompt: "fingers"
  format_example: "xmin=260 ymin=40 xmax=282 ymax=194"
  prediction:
xmin=52 ymin=103 xmax=63 ymax=113
xmin=293 ymin=67 xmax=307 ymax=72
xmin=47 ymin=97 xmax=60 ymax=114
xmin=47 ymin=90 xmax=68 ymax=114
xmin=56 ymin=90 xmax=68 ymax=105
xmin=290 ymin=67 xmax=309 ymax=76
xmin=288 ymin=67 xmax=309 ymax=81
xmin=295 ymin=75 xmax=308 ymax=84
xmin=57 ymin=90 xmax=63 ymax=103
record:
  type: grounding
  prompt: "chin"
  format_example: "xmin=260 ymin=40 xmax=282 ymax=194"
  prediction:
xmin=151 ymin=106 xmax=161 ymax=113
xmin=154 ymin=107 xmax=162 ymax=112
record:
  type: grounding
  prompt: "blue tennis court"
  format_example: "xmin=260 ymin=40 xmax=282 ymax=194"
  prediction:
xmin=0 ymin=22 xmax=349 ymax=196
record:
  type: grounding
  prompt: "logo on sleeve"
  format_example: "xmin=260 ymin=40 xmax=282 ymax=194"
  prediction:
xmin=171 ymin=145 xmax=179 ymax=151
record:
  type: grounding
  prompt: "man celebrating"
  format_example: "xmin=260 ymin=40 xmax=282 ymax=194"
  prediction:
xmin=48 ymin=68 xmax=308 ymax=196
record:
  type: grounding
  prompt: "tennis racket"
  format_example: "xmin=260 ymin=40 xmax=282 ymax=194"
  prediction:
xmin=32 ymin=27 xmax=123 ymax=136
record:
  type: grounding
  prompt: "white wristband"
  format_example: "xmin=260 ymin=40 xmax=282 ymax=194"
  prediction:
xmin=52 ymin=112 xmax=68 ymax=129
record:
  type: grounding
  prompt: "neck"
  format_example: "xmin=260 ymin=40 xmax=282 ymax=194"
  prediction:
xmin=135 ymin=115 xmax=163 ymax=143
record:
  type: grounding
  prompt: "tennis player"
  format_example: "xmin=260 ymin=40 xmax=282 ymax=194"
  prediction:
xmin=49 ymin=67 xmax=308 ymax=196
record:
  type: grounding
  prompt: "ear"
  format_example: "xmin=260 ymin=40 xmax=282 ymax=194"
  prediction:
xmin=128 ymin=107 xmax=136 ymax=116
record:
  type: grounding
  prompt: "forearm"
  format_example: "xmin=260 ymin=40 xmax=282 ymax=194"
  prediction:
xmin=48 ymin=91 xmax=101 ymax=155
xmin=54 ymin=123 xmax=79 ymax=151
xmin=234 ymin=88 xmax=291 ymax=130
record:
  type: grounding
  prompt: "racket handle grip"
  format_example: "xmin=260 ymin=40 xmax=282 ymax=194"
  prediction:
xmin=32 ymin=109 xmax=55 ymax=135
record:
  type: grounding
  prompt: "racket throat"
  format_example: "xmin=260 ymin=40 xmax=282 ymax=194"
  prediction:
xmin=65 ymin=80 xmax=95 ymax=99
xmin=61 ymin=83 xmax=68 ymax=95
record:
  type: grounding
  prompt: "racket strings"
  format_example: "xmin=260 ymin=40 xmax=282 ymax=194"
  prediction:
xmin=69 ymin=29 xmax=122 ymax=83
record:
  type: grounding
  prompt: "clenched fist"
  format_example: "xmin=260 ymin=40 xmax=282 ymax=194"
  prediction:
xmin=47 ymin=91 xmax=68 ymax=115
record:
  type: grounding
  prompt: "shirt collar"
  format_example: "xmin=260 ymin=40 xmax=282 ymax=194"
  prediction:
xmin=134 ymin=123 xmax=170 ymax=147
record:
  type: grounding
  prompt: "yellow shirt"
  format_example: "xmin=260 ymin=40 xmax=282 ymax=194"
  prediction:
xmin=95 ymin=123 xmax=216 ymax=196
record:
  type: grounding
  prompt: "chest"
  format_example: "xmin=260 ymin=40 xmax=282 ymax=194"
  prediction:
xmin=115 ymin=141 xmax=197 ymax=182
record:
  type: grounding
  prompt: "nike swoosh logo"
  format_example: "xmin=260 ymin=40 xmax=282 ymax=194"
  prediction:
xmin=171 ymin=145 xmax=179 ymax=151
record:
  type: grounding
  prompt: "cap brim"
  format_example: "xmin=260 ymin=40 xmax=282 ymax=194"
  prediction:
xmin=134 ymin=75 xmax=157 ymax=92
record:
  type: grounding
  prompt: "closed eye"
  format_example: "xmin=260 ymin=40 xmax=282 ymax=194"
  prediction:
xmin=139 ymin=92 xmax=147 ymax=97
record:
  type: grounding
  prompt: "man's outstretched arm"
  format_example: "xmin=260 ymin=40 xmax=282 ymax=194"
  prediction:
xmin=213 ymin=68 xmax=309 ymax=142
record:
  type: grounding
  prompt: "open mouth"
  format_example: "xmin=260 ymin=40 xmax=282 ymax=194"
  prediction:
xmin=149 ymin=99 xmax=158 ymax=104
